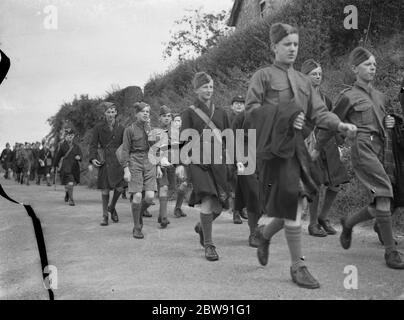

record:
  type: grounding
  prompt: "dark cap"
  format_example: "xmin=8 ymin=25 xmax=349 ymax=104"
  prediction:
xmin=193 ymin=72 xmax=213 ymax=90
xmin=349 ymin=47 xmax=373 ymax=67
xmin=270 ymin=23 xmax=298 ymax=45
xmin=231 ymin=95 xmax=245 ymax=104
xmin=133 ymin=101 xmax=150 ymax=114
xmin=159 ymin=105 xmax=172 ymax=115
xmin=98 ymin=101 xmax=116 ymax=112
xmin=301 ymin=59 xmax=321 ymax=75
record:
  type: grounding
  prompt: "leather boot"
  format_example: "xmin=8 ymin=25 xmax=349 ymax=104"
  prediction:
xmin=131 ymin=203 xmax=144 ymax=239
xmin=205 ymin=245 xmax=219 ymax=261
xmin=233 ymin=210 xmax=242 ymax=224
xmin=290 ymin=265 xmax=320 ymax=289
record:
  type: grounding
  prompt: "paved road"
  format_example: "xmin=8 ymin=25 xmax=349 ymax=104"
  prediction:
xmin=1 ymin=178 xmax=404 ymax=300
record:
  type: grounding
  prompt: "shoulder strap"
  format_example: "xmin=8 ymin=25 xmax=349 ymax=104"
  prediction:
xmin=189 ymin=105 xmax=222 ymax=143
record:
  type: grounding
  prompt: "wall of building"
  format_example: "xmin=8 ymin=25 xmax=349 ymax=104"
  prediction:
xmin=234 ymin=0 xmax=293 ymax=29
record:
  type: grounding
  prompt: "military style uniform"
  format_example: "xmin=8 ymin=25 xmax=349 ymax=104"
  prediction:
xmin=317 ymin=81 xmax=393 ymax=198
xmin=121 ymin=119 xmax=157 ymax=193
xmin=180 ymin=98 xmax=232 ymax=207
xmin=245 ymin=60 xmax=341 ymax=220
xmin=89 ymin=120 xmax=126 ymax=190
xmin=53 ymin=140 xmax=82 ymax=185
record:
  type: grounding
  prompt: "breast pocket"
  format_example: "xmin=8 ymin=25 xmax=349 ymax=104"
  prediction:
xmin=269 ymin=82 xmax=291 ymax=103
xmin=351 ymin=102 xmax=373 ymax=125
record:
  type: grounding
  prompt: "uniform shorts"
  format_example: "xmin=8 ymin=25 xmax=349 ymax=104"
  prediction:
xmin=128 ymin=152 xmax=157 ymax=193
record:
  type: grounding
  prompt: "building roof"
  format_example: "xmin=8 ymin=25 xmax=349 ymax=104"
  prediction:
xmin=227 ymin=0 xmax=243 ymax=27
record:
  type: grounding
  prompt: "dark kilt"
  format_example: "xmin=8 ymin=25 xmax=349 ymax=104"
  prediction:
xmin=188 ymin=163 xmax=231 ymax=206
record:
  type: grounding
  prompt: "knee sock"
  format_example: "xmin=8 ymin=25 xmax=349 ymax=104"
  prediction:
xmin=200 ymin=213 xmax=214 ymax=246
xmin=110 ymin=189 xmax=122 ymax=209
xmin=140 ymin=199 xmax=152 ymax=215
xmin=262 ymin=218 xmax=285 ymax=241
xmin=67 ymin=185 xmax=74 ymax=200
xmin=309 ymin=193 xmax=320 ymax=226
xmin=284 ymin=225 xmax=305 ymax=268
xmin=159 ymin=196 xmax=168 ymax=219
xmin=102 ymin=194 xmax=109 ymax=218
xmin=247 ymin=210 xmax=261 ymax=235
xmin=318 ymin=188 xmax=338 ymax=221
xmin=345 ymin=206 xmax=373 ymax=229
xmin=131 ymin=203 xmax=142 ymax=229
xmin=175 ymin=189 xmax=186 ymax=209
xmin=375 ymin=210 xmax=396 ymax=253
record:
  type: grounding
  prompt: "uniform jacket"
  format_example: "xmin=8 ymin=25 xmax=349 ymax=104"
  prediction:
xmin=245 ymin=61 xmax=341 ymax=161
xmin=121 ymin=120 xmax=151 ymax=168
xmin=317 ymin=81 xmax=393 ymax=198
xmin=54 ymin=140 xmax=82 ymax=184
xmin=180 ymin=98 xmax=231 ymax=206
xmin=244 ymin=61 xmax=341 ymax=220
xmin=89 ymin=120 xmax=125 ymax=189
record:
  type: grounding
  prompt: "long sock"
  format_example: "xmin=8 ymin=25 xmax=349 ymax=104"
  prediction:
xmin=175 ymin=190 xmax=186 ymax=209
xmin=284 ymin=225 xmax=305 ymax=268
xmin=140 ymin=199 xmax=152 ymax=215
xmin=159 ymin=196 xmax=168 ymax=219
xmin=110 ymin=189 xmax=122 ymax=209
xmin=67 ymin=185 xmax=74 ymax=200
xmin=247 ymin=210 xmax=261 ymax=235
xmin=102 ymin=194 xmax=109 ymax=218
xmin=318 ymin=188 xmax=338 ymax=220
xmin=345 ymin=206 xmax=373 ymax=229
xmin=213 ymin=211 xmax=221 ymax=221
xmin=309 ymin=193 xmax=320 ymax=226
xmin=131 ymin=203 xmax=141 ymax=229
xmin=375 ymin=210 xmax=396 ymax=253
xmin=262 ymin=218 xmax=285 ymax=240
xmin=200 ymin=213 xmax=214 ymax=246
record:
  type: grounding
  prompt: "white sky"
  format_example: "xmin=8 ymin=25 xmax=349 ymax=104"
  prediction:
xmin=0 ymin=0 xmax=233 ymax=148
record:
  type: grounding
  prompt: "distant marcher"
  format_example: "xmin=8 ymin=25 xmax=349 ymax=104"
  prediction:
xmin=171 ymin=114 xmax=188 ymax=218
xmin=89 ymin=102 xmax=126 ymax=226
xmin=301 ymin=59 xmax=349 ymax=237
xmin=53 ymin=128 xmax=82 ymax=206
xmin=149 ymin=105 xmax=176 ymax=228
xmin=36 ymin=139 xmax=53 ymax=186
xmin=231 ymin=106 xmax=262 ymax=247
xmin=1 ymin=143 xmax=12 ymax=179
xmin=227 ymin=95 xmax=249 ymax=224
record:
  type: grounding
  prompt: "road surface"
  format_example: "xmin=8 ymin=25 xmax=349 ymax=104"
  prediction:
xmin=1 ymin=178 xmax=404 ymax=300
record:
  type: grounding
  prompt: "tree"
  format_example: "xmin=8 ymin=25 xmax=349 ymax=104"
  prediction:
xmin=163 ymin=9 xmax=233 ymax=62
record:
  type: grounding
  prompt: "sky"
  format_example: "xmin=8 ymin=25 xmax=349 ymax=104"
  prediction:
xmin=0 ymin=0 xmax=233 ymax=148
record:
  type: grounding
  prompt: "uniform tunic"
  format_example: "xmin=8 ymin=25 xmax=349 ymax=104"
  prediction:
xmin=37 ymin=147 xmax=53 ymax=176
xmin=245 ymin=60 xmax=341 ymax=220
xmin=89 ymin=120 xmax=126 ymax=190
xmin=232 ymin=111 xmax=260 ymax=214
xmin=306 ymin=91 xmax=349 ymax=187
xmin=180 ymin=98 xmax=232 ymax=206
xmin=53 ymin=141 xmax=82 ymax=185
xmin=121 ymin=120 xmax=157 ymax=193
xmin=317 ymin=81 xmax=394 ymax=198
xmin=149 ymin=125 xmax=177 ymax=189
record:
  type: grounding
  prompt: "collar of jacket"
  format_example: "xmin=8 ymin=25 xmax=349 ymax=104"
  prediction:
xmin=194 ymin=98 xmax=213 ymax=116
xmin=354 ymin=80 xmax=373 ymax=95
xmin=273 ymin=60 xmax=294 ymax=72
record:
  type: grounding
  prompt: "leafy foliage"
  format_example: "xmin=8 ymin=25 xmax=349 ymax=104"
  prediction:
xmin=163 ymin=9 xmax=233 ymax=62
